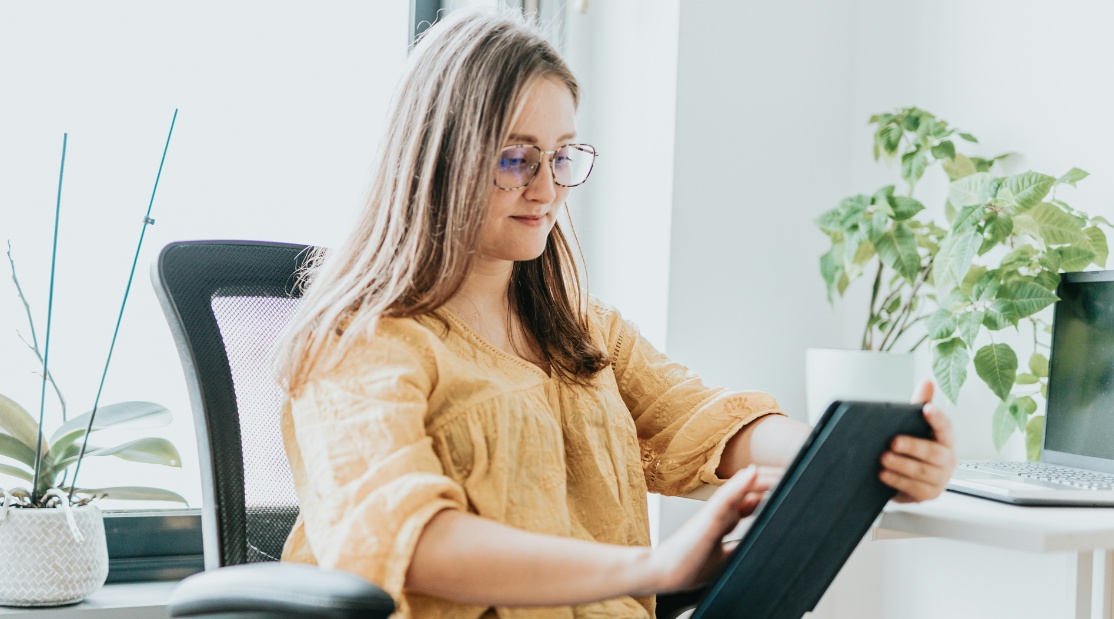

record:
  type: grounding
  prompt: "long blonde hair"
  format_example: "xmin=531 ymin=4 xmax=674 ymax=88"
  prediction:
xmin=279 ymin=10 xmax=608 ymax=395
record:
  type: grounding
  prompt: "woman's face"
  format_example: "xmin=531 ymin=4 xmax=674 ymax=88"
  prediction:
xmin=477 ymin=78 xmax=576 ymax=265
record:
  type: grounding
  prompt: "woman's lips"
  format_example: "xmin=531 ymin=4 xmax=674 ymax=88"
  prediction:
xmin=512 ymin=214 xmax=547 ymax=227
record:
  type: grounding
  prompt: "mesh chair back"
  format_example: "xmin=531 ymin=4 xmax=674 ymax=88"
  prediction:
xmin=152 ymin=240 xmax=312 ymax=569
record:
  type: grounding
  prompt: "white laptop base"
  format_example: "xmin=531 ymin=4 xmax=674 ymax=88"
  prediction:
xmin=949 ymin=460 xmax=1114 ymax=506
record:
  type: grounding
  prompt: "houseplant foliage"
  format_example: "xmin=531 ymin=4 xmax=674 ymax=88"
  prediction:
xmin=817 ymin=107 xmax=1111 ymax=459
xmin=0 ymin=249 xmax=186 ymax=506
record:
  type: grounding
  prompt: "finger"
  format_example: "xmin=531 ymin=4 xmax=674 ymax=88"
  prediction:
xmin=713 ymin=466 xmax=760 ymax=506
xmin=922 ymin=404 xmax=957 ymax=449
xmin=755 ymin=466 xmax=785 ymax=488
xmin=910 ymin=380 xmax=934 ymax=404
xmin=890 ymin=435 xmax=955 ymax=469
xmin=882 ymin=452 xmax=949 ymax=486
xmin=880 ymin=469 xmax=942 ymax=502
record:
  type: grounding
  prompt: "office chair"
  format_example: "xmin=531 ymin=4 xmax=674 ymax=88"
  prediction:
xmin=152 ymin=239 xmax=703 ymax=619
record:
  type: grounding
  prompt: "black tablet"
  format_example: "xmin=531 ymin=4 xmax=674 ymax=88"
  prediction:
xmin=689 ymin=400 xmax=932 ymax=619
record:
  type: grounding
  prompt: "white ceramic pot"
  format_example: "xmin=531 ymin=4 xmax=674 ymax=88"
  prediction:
xmin=0 ymin=503 xmax=109 ymax=607
xmin=805 ymin=348 xmax=916 ymax=425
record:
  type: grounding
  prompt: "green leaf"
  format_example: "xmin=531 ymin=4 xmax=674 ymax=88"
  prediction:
xmin=1011 ymin=396 xmax=1038 ymax=428
xmin=901 ymin=150 xmax=929 ymax=187
xmin=1001 ymin=246 xmax=1037 ymax=272
xmin=0 ymin=462 xmax=32 ymax=482
xmin=1001 ymin=172 xmax=1055 ymax=213
xmin=949 ymin=173 xmax=992 ymax=208
xmin=974 ymin=343 xmax=1018 ymax=400
xmin=49 ymin=401 xmax=171 ymax=450
xmin=992 ymin=399 xmax=1016 ymax=452
xmin=961 ymin=265 xmax=989 ymax=297
xmin=951 ymin=205 xmax=985 ymax=232
xmin=1038 ymin=250 xmax=1062 ymax=272
xmin=933 ymin=338 xmax=969 ymax=404
xmin=942 ymin=153 xmax=977 ymax=180
xmin=873 ymin=222 xmax=921 ymax=282
xmin=820 ymin=246 xmax=843 ymax=303
xmin=1027 ymin=202 xmax=1088 ymax=244
xmin=1026 ymin=416 xmax=1045 ymax=461
xmin=891 ymin=196 xmax=925 ymax=221
xmin=0 ymin=394 xmax=46 ymax=454
xmin=1055 ymin=246 xmax=1097 ymax=272
xmin=926 ymin=309 xmax=957 ymax=339
xmin=878 ymin=124 xmax=903 ymax=157
xmin=72 ymin=486 xmax=189 ymax=505
xmin=1085 ymin=227 xmax=1109 ymax=267
xmin=1000 ymin=281 xmax=1059 ymax=318
xmin=0 ymin=433 xmax=37 ymax=469
xmin=984 ymin=214 xmax=1014 ymax=246
xmin=1035 ymin=270 xmax=1061 ymax=291
xmin=983 ymin=299 xmax=1018 ymax=330
xmin=86 ymin=437 xmax=182 ymax=467
xmin=972 ymin=271 xmax=1000 ymax=302
xmin=935 ymin=230 xmax=982 ymax=292
xmin=942 ymin=288 xmax=971 ymax=312
xmin=1015 ymin=373 xmax=1039 ymax=385
xmin=957 ymin=132 xmax=979 ymax=143
xmin=957 ymin=310 xmax=984 ymax=348
xmin=1055 ymin=168 xmax=1089 ymax=187
xmin=815 ymin=208 xmax=844 ymax=233
xmin=931 ymin=140 xmax=956 ymax=161
xmin=1029 ymin=352 xmax=1049 ymax=378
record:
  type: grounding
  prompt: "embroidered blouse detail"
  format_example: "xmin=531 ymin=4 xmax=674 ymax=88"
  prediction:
xmin=281 ymin=302 xmax=785 ymax=618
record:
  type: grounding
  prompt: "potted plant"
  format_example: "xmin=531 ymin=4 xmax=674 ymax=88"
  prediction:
xmin=0 ymin=247 xmax=186 ymax=607
xmin=816 ymin=107 xmax=1110 ymax=459
xmin=0 ymin=117 xmax=181 ymax=606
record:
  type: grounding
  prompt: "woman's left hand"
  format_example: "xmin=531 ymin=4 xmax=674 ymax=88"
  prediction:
xmin=880 ymin=380 xmax=958 ymax=503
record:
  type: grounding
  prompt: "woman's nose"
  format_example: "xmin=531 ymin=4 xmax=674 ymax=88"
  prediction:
xmin=523 ymin=158 xmax=558 ymax=204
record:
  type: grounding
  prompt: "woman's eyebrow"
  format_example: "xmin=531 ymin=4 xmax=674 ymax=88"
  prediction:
xmin=506 ymin=132 xmax=577 ymax=144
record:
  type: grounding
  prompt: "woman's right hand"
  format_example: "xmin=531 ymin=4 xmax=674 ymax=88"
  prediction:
xmin=633 ymin=465 xmax=782 ymax=595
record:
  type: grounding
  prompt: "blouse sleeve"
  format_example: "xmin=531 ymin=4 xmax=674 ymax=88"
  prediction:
xmin=281 ymin=324 xmax=466 ymax=605
xmin=598 ymin=304 xmax=786 ymax=496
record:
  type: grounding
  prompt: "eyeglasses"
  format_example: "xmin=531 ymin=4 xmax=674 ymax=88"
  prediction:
xmin=494 ymin=143 xmax=598 ymax=190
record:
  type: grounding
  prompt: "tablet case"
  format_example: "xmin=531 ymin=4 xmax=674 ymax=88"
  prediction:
xmin=689 ymin=400 xmax=933 ymax=619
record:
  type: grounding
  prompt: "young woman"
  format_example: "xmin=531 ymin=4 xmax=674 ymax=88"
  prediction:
xmin=277 ymin=10 xmax=957 ymax=618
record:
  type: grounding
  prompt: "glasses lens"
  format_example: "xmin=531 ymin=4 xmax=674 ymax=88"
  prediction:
xmin=496 ymin=146 xmax=540 ymax=189
xmin=552 ymin=144 xmax=596 ymax=187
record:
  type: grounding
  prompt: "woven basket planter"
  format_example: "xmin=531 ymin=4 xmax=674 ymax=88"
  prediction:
xmin=0 ymin=504 xmax=109 ymax=607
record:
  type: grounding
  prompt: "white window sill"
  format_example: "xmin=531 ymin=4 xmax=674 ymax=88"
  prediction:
xmin=0 ymin=582 xmax=175 ymax=619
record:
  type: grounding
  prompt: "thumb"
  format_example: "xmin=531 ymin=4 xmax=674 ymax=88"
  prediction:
xmin=911 ymin=380 xmax=934 ymax=405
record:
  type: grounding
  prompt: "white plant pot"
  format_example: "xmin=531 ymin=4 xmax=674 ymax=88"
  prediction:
xmin=805 ymin=348 xmax=916 ymax=425
xmin=0 ymin=504 xmax=108 ymax=607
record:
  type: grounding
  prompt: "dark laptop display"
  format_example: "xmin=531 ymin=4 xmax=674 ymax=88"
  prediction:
xmin=1045 ymin=278 xmax=1114 ymax=463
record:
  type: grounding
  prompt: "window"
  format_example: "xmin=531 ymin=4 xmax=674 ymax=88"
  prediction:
xmin=0 ymin=1 xmax=411 ymax=575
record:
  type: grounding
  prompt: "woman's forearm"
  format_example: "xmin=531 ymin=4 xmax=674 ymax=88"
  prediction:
xmin=405 ymin=509 xmax=657 ymax=606
xmin=716 ymin=415 xmax=811 ymax=478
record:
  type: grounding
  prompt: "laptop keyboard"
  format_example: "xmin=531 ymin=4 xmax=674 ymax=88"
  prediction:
xmin=959 ymin=460 xmax=1114 ymax=489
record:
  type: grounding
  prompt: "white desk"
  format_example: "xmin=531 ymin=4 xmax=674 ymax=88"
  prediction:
xmin=875 ymin=492 xmax=1114 ymax=619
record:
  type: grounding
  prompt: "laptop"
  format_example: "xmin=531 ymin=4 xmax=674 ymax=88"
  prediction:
xmin=948 ymin=269 xmax=1114 ymax=506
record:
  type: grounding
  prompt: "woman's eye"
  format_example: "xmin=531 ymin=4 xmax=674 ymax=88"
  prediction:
xmin=500 ymin=158 xmax=528 ymax=169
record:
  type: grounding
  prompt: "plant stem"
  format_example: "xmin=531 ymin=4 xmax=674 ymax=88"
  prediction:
xmin=6 ymin=241 xmax=68 ymax=421
xmin=31 ymin=133 xmax=66 ymax=505
xmin=863 ymin=262 xmax=884 ymax=350
xmin=69 ymin=109 xmax=178 ymax=502
xmin=908 ymin=333 xmax=929 ymax=352
xmin=879 ymin=262 xmax=933 ymax=351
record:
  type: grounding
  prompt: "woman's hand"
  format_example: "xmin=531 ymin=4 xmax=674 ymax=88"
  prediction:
xmin=880 ymin=380 xmax=958 ymax=503
xmin=634 ymin=465 xmax=782 ymax=594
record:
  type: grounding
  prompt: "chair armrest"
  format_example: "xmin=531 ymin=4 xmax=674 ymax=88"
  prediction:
xmin=168 ymin=562 xmax=395 ymax=619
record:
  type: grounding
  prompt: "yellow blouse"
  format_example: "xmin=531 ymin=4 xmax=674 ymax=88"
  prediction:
xmin=280 ymin=302 xmax=785 ymax=618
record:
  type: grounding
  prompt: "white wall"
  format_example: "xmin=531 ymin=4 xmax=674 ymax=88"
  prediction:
xmin=0 ymin=1 xmax=410 ymax=507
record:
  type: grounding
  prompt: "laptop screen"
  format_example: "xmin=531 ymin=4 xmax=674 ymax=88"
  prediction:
xmin=1044 ymin=276 xmax=1114 ymax=460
